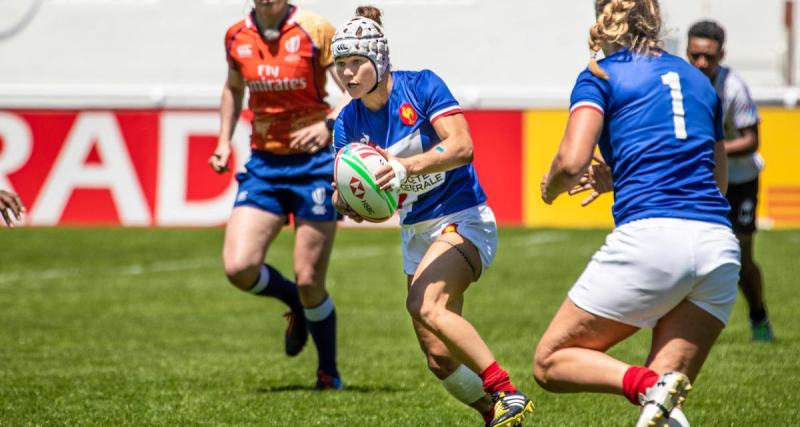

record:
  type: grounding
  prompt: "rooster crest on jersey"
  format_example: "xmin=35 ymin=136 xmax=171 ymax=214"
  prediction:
xmin=331 ymin=17 xmax=390 ymax=82
xmin=399 ymin=103 xmax=417 ymax=126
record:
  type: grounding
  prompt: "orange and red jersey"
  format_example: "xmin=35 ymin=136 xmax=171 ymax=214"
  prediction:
xmin=225 ymin=6 xmax=335 ymax=154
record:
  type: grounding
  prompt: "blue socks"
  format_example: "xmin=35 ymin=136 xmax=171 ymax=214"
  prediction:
xmin=248 ymin=264 xmax=303 ymax=314
xmin=304 ymin=295 xmax=338 ymax=377
xmin=248 ymin=264 xmax=338 ymax=376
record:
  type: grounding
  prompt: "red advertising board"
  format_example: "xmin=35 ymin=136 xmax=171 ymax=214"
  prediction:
xmin=1 ymin=110 xmax=523 ymax=226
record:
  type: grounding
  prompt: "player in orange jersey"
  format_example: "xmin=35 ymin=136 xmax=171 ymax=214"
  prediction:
xmin=209 ymin=0 xmax=350 ymax=390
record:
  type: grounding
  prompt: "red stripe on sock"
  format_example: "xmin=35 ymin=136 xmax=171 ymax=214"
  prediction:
xmin=479 ymin=361 xmax=517 ymax=394
xmin=622 ymin=366 xmax=659 ymax=405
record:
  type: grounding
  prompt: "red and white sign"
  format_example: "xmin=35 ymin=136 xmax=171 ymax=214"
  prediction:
xmin=0 ymin=109 xmax=523 ymax=226
xmin=1 ymin=110 xmax=251 ymax=226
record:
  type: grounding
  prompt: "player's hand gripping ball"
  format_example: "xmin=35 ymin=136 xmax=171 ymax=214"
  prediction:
xmin=334 ymin=143 xmax=399 ymax=222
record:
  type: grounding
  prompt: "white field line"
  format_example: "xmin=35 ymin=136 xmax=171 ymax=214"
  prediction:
xmin=503 ymin=231 xmax=569 ymax=247
xmin=0 ymin=243 xmax=397 ymax=286
xmin=2 ymin=233 xmax=579 ymax=287
xmin=0 ymin=258 xmax=219 ymax=286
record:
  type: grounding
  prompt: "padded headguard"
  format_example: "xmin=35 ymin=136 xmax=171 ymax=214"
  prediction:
xmin=331 ymin=17 xmax=390 ymax=84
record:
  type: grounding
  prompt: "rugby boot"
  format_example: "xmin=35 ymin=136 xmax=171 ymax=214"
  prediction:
xmin=283 ymin=310 xmax=308 ymax=357
xmin=488 ymin=391 xmax=534 ymax=427
xmin=636 ymin=372 xmax=692 ymax=427
xmin=315 ymin=369 xmax=343 ymax=390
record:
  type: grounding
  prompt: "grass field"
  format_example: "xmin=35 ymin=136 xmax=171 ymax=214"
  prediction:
xmin=1 ymin=227 xmax=798 ymax=426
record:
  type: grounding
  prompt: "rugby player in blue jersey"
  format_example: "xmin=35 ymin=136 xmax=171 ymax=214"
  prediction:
xmin=535 ymin=1 xmax=740 ymax=426
xmin=329 ymin=6 xmax=533 ymax=427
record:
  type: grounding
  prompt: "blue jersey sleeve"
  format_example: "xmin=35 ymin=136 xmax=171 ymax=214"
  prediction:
xmin=416 ymin=69 xmax=462 ymax=122
xmin=569 ymin=69 xmax=611 ymax=114
xmin=332 ymin=108 xmax=351 ymax=154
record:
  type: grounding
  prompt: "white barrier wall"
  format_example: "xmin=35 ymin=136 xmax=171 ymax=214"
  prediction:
xmin=0 ymin=0 xmax=797 ymax=108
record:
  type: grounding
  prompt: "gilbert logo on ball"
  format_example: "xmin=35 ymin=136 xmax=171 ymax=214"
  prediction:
xmin=334 ymin=143 xmax=399 ymax=222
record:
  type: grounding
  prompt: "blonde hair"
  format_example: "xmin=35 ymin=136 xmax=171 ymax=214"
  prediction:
xmin=588 ymin=0 xmax=662 ymax=80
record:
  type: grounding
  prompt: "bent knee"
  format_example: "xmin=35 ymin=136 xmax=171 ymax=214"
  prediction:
xmin=294 ymin=266 xmax=322 ymax=289
xmin=406 ymin=297 xmax=441 ymax=327
xmin=222 ymin=257 xmax=261 ymax=290
xmin=532 ymin=344 xmax=558 ymax=391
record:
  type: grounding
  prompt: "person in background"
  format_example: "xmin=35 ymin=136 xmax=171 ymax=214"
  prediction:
xmin=687 ymin=19 xmax=774 ymax=342
xmin=210 ymin=0 xmax=350 ymax=389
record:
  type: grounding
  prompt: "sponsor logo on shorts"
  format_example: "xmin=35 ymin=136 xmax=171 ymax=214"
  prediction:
xmin=441 ymin=224 xmax=458 ymax=235
xmin=311 ymin=186 xmax=327 ymax=216
xmin=236 ymin=190 xmax=249 ymax=202
xmin=738 ymin=198 xmax=755 ymax=225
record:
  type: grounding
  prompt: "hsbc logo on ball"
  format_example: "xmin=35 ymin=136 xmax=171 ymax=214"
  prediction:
xmin=349 ymin=177 xmax=365 ymax=200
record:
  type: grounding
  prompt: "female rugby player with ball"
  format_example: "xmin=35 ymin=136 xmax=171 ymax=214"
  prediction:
xmin=330 ymin=6 xmax=533 ymax=427
xmin=535 ymin=1 xmax=739 ymax=426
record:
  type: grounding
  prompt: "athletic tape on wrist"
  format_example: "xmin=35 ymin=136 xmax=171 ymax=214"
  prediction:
xmin=387 ymin=159 xmax=407 ymax=191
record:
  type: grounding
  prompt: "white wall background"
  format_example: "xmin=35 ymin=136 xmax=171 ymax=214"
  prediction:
xmin=0 ymin=0 xmax=797 ymax=108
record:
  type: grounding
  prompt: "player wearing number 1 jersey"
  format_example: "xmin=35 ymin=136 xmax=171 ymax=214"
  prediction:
xmin=535 ymin=1 xmax=739 ymax=426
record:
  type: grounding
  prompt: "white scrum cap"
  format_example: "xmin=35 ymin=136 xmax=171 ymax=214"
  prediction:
xmin=331 ymin=17 xmax=390 ymax=83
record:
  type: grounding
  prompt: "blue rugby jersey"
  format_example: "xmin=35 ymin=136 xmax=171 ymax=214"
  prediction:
xmin=333 ymin=70 xmax=486 ymax=225
xmin=570 ymin=49 xmax=730 ymax=227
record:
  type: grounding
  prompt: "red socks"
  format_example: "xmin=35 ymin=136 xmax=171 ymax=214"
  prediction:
xmin=622 ymin=366 xmax=659 ymax=405
xmin=479 ymin=361 xmax=517 ymax=394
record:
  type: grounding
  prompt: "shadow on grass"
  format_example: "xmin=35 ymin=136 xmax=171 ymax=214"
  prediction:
xmin=256 ymin=384 xmax=409 ymax=393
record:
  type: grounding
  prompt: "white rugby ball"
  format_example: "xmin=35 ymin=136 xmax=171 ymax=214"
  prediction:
xmin=334 ymin=143 xmax=399 ymax=222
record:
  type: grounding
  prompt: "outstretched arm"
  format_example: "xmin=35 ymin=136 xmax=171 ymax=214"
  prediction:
xmin=541 ymin=109 xmax=604 ymax=204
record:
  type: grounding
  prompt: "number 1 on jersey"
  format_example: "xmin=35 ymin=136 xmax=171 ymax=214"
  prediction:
xmin=661 ymin=72 xmax=687 ymax=140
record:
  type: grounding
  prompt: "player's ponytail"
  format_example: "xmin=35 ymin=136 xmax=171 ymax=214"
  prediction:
xmin=588 ymin=0 xmax=662 ymax=80
xmin=356 ymin=5 xmax=383 ymax=25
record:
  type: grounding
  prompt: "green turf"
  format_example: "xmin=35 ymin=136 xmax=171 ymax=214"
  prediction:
xmin=1 ymin=227 xmax=798 ymax=426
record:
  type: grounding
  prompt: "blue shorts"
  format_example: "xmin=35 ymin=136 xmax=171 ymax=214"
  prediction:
xmin=234 ymin=172 xmax=339 ymax=222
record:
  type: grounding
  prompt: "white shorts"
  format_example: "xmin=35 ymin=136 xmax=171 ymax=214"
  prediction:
xmin=401 ymin=204 xmax=498 ymax=276
xmin=568 ymin=218 xmax=741 ymax=328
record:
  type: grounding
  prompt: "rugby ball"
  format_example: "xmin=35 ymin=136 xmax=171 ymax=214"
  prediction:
xmin=334 ymin=143 xmax=399 ymax=222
